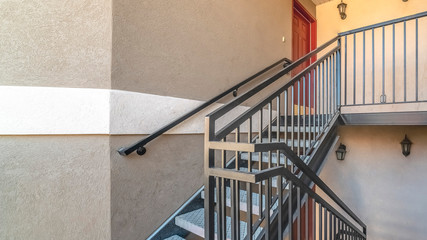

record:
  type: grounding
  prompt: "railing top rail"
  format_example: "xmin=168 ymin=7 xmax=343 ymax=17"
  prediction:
xmin=117 ymin=57 xmax=291 ymax=156
xmin=207 ymin=36 xmax=340 ymax=121
xmin=338 ymin=11 xmax=427 ymax=36
xmin=213 ymin=45 xmax=340 ymax=141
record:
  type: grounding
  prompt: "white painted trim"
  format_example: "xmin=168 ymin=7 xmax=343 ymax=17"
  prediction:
xmin=0 ymin=86 xmax=272 ymax=135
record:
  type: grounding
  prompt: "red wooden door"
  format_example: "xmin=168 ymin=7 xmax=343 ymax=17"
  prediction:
xmin=292 ymin=3 xmax=315 ymax=111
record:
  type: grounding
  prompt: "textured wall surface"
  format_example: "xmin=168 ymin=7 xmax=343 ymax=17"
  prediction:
xmin=112 ymin=0 xmax=293 ymax=100
xmin=0 ymin=136 xmax=111 ymax=240
xmin=319 ymin=126 xmax=427 ymax=240
xmin=0 ymin=0 xmax=112 ymax=88
xmin=111 ymin=134 xmax=204 ymax=239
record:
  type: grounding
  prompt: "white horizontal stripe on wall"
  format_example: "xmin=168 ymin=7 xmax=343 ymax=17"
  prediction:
xmin=0 ymin=86 xmax=271 ymax=135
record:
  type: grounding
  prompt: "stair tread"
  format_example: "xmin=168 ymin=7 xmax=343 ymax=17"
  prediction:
xmin=164 ymin=235 xmax=185 ymax=240
xmin=271 ymin=125 xmax=323 ymax=132
xmin=261 ymin=138 xmax=314 ymax=148
xmin=240 ymin=152 xmax=306 ymax=164
xmin=175 ymin=208 xmax=263 ymax=240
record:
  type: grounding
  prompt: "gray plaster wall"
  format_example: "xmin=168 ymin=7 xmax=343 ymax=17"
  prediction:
xmin=319 ymin=126 xmax=427 ymax=240
xmin=0 ymin=0 xmax=112 ymax=89
xmin=0 ymin=135 xmax=111 ymax=240
xmin=112 ymin=0 xmax=296 ymax=100
xmin=110 ymin=134 xmax=204 ymax=239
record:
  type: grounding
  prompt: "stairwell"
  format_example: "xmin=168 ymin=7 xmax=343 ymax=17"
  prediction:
xmin=127 ymin=11 xmax=427 ymax=240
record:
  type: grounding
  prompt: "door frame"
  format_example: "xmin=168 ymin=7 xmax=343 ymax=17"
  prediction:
xmin=292 ymin=0 xmax=317 ymax=63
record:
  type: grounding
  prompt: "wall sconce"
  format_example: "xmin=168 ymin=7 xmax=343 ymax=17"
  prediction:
xmin=336 ymin=143 xmax=347 ymax=160
xmin=400 ymin=135 xmax=412 ymax=157
xmin=337 ymin=0 xmax=347 ymax=20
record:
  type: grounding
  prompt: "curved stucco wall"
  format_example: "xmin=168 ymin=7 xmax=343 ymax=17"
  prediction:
xmin=0 ymin=0 xmax=112 ymax=89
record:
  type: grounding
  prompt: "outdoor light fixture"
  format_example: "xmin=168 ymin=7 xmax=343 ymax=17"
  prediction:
xmin=336 ymin=143 xmax=347 ymax=160
xmin=337 ymin=0 xmax=347 ymax=20
xmin=400 ymin=135 xmax=412 ymax=157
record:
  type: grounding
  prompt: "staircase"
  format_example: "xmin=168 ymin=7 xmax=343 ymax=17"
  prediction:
xmin=136 ymin=12 xmax=427 ymax=240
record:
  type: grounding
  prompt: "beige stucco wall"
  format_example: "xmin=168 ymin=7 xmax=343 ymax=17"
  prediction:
xmin=0 ymin=0 xmax=112 ymax=89
xmin=0 ymin=135 xmax=111 ymax=240
xmin=316 ymin=0 xmax=427 ymax=105
xmin=112 ymin=0 xmax=296 ymax=100
xmin=319 ymin=126 xmax=427 ymax=239
xmin=110 ymin=134 xmax=204 ymax=239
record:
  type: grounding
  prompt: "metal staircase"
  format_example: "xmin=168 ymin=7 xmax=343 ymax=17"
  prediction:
xmin=123 ymin=11 xmax=427 ymax=240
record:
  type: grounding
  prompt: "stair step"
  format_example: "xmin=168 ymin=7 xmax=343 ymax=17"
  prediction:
xmin=164 ymin=235 xmax=185 ymax=240
xmin=271 ymin=125 xmax=323 ymax=133
xmin=175 ymin=208 xmax=263 ymax=240
xmin=240 ymin=152 xmax=306 ymax=164
xmin=261 ymin=138 xmax=314 ymax=148
xmin=201 ymin=188 xmax=264 ymax=215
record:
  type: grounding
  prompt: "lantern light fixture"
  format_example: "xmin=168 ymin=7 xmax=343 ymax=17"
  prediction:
xmin=400 ymin=135 xmax=412 ymax=157
xmin=336 ymin=143 xmax=347 ymax=161
xmin=337 ymin=0 xmax=347 ymax=20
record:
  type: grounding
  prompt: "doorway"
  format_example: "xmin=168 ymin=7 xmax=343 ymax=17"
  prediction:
xmin=292 ymin=0 xmax=317 ymax=113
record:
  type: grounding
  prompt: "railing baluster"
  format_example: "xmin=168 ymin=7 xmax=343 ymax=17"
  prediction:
xmin=305 ymin=195 xmax=309 ymax=240
xmin=329 ymin=210 xmax=332 ymax=240
xmin=247 ymin=117 xmax=252 ymax=240
xmin=284 ymin=90 xmax=288 ymax=168
xmin=392 ymin=23 xmax=395 ymax=103
xmin=278 ymin=174 xmax=283 ymax=240
xmin=322 ymin=62 xmax=325 ymax=130
xmin=258 ymin=110 xmax=263 ymax=218
xmin=324 ymin=207 xmax=327 ymax=240
xmin=231 ymin=179 xmax=236 ymax=240
xmin=319 ymin=204 xmax=323 ymax=240
xmin=345 ymin=35 xmax=348 ymax=105
xmin=363 ymin=31 xmax=366 ymax=104
xmin=265 ymin=178 xmax=271 ymax=240
xmin=303 ymin=76 xmax=307 ymax=157
xmin=297 ymin=186 xmax=301 ymax=240
xmin=291 ymin=85 xmax=295 ymax=170
xmin=372 ymin=28 xmax=375 ymax=104
xmin=353 ymin=33 xmax=356 ymax=105
xmin=289 ymin=181 xmax=293 ymax=239
xmin=308 ymin=72 xmax=312 ymax=149
xmin=277 ymin=95 xmax=281 ymax=167
xmin=382 ymin=26 xmax=385 ymax=102
xmin=416 ymin=18 xmax=418 ymax=101
xmin=404 ymin=21 xmax=407 ymax=102
xmin=216 ymin=177 xmax=222 ymax=239
xmin=313 ymin=200 xmax=316 ymax=240
xmin=268 ymin=102 xmax=272 ymax=168
xmin=298 ymin=80 xmax=301 ymax=157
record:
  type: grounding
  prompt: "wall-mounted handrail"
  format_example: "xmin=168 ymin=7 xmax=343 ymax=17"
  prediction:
xmin=338 ymin=11 xmax=427 ymax=36
xmin=118 ymin=57 xmax=292 ymax=156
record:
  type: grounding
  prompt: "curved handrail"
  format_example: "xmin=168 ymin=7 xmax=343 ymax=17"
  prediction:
xmin=118 ymin=57 xmax=292 ymax=156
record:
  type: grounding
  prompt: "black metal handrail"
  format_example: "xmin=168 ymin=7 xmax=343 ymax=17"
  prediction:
xmin=338 ymin=11 xmax=427 ymax=36
xmin=118 ymin=57 xmax=292 ymax=156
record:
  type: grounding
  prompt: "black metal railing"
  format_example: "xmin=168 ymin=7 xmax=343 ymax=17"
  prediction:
xmin=117 ymin=58 xmax=292 ymax=156
xmin=340 ymin=11 xmax=427 ymax=106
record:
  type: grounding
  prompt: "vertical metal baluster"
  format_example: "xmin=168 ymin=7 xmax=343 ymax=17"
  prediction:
xmin=291 ymin=85 xmax=295 ymax=171
xmin=324 ymin=208 xmax=327 ymax=240
xmin=382 ymin=26 xmax=385 ymax=102
xmin=284 ymin=90 xmax=288 ymax=168
xmin=221 ymin=138 xmax=227 ymax=239
xmin=313 ymin=200 xmax=316 ymax=240
xmin=235 ymin=127 xmax=240 ymax=239
xmin=288 ymin=181 xmax=293 ymax=239
xmin=338 ymin=39 xmax=342 ymax=108
xmin=265 ymin=178 xmax=271 ymax=240
xmin=404 ymin=21 xmax=407 ymax=102
xmin=319 ymin=204 xmax=322 ymax=240
xmin=392 ymin=23 xmax=396 ymax=103
xmin=322 ymin=62 xmax=325 ymax=130
xmin=231 ymin=178 xmax=236 ymax=240
xmin=328 ymin=56 xmax=331 ymax=119
xmin=416 ymin=19 xmax=419 ymax=101
xmin=353 ymin=33 xmax=356 ymax=105
xmin=333 ymin=53 xmax=336 ymax=113
xmin=345 ymin=35 xmax=348 ymax=105
xmin=236 ymin=127 xmax=240 ymax=171
xmin=247 ymin=118 xmax=252 ymax=240
xmin=216 ymin=177 xmax=222 ymax=239
xmin=278 ymin=175 xmax=283 ymax=240
xmin=298 ymin=80 xmax=301 ymax=157
xmin=258 ymin=110 xmax=263 ymax=218
xmin=363 ymin=31 xmax=366 ymax=104
xmin=308 ymin=72 xmax=312 ymax=150
xmin=372 ymin=28 xmax=375 ymax=104
xmin=329 ymin=211 xmax=332 ymax=240
xmin=297 ymin=187 xmax=301 ymax=240
xmin=303 ymin=76 xmax=306 ymax=157
xmin=305 ymin=195 xmax=308 ymax=240
xmin=316 ymin=66 xmax=320 ymax=139
xmin=268 ymin=102 xmax=272 ymax=168
xmin=277 ymin=96 xmax=281 ymax=167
